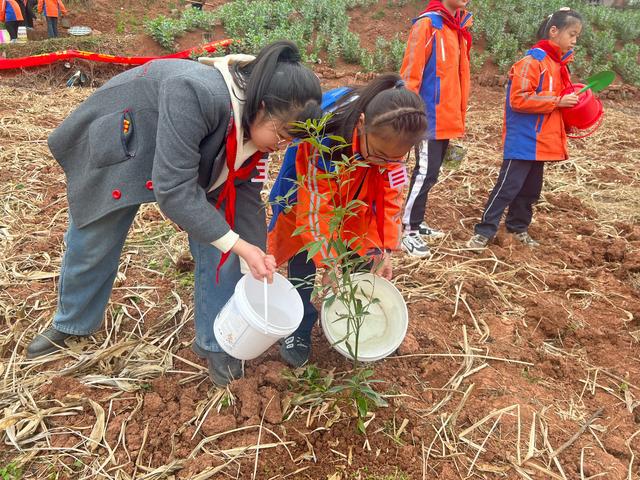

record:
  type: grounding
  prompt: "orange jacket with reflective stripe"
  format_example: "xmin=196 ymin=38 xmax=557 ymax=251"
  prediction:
xmin=503 ymin=44 xmax=573 ymax=161
xmin=37 ymin=0 xmax=66 ymax=17
xmin=400 ymin=10 xmax=472 ymax=140
xmin=0 ymin=0 xmax=24 ymax=22
xmin=267 ymin=139 xmax=406 ymax=267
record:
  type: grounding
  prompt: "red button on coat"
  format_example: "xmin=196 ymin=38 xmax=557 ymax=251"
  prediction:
xmin=145 ymin=180 xmax=153 ymax=190
xmin=112 ymin=189 xmax=122 ymax=200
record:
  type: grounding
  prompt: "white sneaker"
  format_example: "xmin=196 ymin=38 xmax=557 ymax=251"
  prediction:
xmin=417 ymin=222 xmax=446 ymax=240
xmin=401 ymin=232 xmax=431 ymax=257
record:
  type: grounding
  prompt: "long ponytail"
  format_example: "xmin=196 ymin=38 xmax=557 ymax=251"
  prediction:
xmin=231 ymin=40 xmax=322 ymax=131
xmin=325 ymin=73 xmax=427 ymax=150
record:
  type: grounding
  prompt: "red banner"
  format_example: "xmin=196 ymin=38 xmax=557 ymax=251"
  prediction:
xmin=0 ymin=39 xmax=233 ymax=70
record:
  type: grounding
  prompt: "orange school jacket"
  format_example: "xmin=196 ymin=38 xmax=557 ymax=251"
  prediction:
xmin=503 ymin=45 xmax=573 ymax=161
xmin=267 ymin=139 xmax=406 ymax=267
xmin=0 ymin=0 xmax=24 ymax=22
xmin=400 ymin=10 xmax=472 ymax=140
xmin=37 ymin=0 xmax=66 ymax=17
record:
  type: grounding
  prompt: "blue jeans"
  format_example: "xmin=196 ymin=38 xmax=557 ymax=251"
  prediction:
xmin=46 ymin=16 xmax=58 ymax=38
xmin=52 ymin=206 xmax=240 ymax=352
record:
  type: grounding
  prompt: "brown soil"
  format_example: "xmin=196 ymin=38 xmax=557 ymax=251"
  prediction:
xmin=1 ymin=1 xmax=639 ymax=479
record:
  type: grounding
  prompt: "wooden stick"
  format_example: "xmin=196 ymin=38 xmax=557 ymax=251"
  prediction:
xmin=549 ymin=407 xmax=604 ymax=460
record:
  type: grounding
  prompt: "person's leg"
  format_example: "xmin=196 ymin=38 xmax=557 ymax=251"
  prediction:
xmin=402 ymin=139 xmax=449 ymax=231
xmin=52 ymin=206 xmax=140 ymax=334
xmin=287 ymin=252 xmax=318 ymax=339
xmin=188 ymin=237 xmax=247 ymax=385
xmin=51 ymin=16 xmax=58 ymax=37
xmin=474 ymin=160 xmax=533 ymax=239
xmin=6 ymin=21 xmax=19 ymax=41
xmin=280 ymin=252 xmax=317 ymax=367
xmin=189 ymin=238 xmax=243 ymax=353
xmin=506 ymin=161 xmax=544 ymax=243
xmin=27 ymin=206 xmax=139 ymax=357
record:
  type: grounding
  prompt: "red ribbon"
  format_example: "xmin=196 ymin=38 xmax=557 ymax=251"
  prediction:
xmin=420 ymin=0 xmax=472 ymax=56
xmin=215 ymin=116 xmax=264 ymax=281
xmin=531 ymin=39 xmax=573 ymax=89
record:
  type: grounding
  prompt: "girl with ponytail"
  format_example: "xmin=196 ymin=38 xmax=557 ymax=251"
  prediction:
xmin=27 ymin=41 xmax=322 ymax=387
xmin=268 ymin=73 xmax=427 ymax=367
xmin=467 ymin=8 xmax=583 ymax=250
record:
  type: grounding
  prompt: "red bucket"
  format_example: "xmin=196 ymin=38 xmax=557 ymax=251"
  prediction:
xmin=560 ymin=83 xmax=604 ymax=135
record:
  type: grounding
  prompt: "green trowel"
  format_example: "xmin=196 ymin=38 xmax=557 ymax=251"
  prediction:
xmin=577 ymin=70 xmax=615 ymax=94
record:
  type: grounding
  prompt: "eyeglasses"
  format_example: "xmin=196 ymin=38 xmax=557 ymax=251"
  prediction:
xmin=268 ymin=112 xmax=292 ymax=149
xmin=362 ymin=133 xmax=408 ymax=164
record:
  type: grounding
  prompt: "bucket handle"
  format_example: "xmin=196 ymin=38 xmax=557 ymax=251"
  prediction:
xmin=567 ymin=111 xmax=605 ymax=139
xmin=263 ymin=278 xmax=269 ymax=334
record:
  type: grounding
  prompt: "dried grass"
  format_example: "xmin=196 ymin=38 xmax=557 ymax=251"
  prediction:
xmin=1 ymin=83 xmax=639 ymax=479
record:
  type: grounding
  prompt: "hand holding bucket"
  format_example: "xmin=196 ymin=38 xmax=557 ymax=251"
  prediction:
xmin=214 ymin=272 xmax=304 ymax=360
xmin=560 ymin=70 xmax=614 ymax=139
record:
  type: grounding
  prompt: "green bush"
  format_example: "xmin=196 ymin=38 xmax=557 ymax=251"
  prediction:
xmin=142 ymin=0 xmax=640 ymax=85
xmin=472 ymin=0 xmax=640 ymax=85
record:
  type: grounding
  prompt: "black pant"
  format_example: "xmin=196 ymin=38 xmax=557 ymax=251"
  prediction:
xmin=5 ymin=21 xmax=19 ymax=40
xmin=288 ymin=253 xmax=319 ymax=340
xmin=402 ymin=139 xmax=449 ymax=230
xmin=474 ymin=159 xmax=544 ymax=239
xmin=191 ymin=2 xmax=204 ymax=9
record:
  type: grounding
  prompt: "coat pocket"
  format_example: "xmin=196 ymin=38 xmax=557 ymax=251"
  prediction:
xmin=89 ymin=110 xmax=140 ymax=168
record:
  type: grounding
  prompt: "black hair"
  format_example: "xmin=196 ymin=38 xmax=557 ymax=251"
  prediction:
xmin=231 ymin=40 xmax=323 ymax=132
xmin=536 ymin=8 xmax=583 ymax=40
xmin=324 ymin=73 xmax=427 ymax=156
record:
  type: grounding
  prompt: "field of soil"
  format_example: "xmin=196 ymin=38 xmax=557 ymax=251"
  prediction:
xmin=1 ymin=1 xmax=639 ymax=479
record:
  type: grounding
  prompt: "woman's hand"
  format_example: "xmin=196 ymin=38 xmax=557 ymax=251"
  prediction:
xmin=230 ymin=239 xmax=276 ymax=283
xmin=371 ymin=252 xmax=392 ymax=280
xmin=557 ymin=93 xmax=579 ymax=108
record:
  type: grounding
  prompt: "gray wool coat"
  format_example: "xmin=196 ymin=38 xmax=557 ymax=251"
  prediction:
xmin=48 ymin=59 xmax=265 ymax=248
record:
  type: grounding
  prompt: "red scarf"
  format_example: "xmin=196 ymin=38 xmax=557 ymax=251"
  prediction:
xmin=352 ymin=130 xmax=387 ymax=250
xmin=421 ymin=0 xmax=472 ymax=56
xmin=215 ymin=116 xmax=264 ymax=281
xmin=531 ymin=39 xmax=573 ymax=89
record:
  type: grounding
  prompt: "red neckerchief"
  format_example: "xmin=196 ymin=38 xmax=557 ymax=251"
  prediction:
xmin=215 ymin=116 xmax=264 ymax=281
xmin=531 ymin=39 xmax=573 ymax=89
xmin=421 ymin=1 xmax=472 ymax=56
xmin=352 ymin=129 xmax=387 ymax=250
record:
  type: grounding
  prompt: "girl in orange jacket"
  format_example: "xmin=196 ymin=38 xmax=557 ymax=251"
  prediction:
xmin=400 ymin=0 xmax=472 ymax=257
xmin=1 ymin=0 xmax=24 ymax=42
xmin=37 ymin=0 xmax=66 ymax=38
xmin=268 ymin=74 xmax=427 ymax=367
xmin=468 ymin=8 xmax=582 ymax=250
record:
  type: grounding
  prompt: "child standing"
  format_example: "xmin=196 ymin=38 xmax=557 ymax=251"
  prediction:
xmin=268 ymin=74 xmax=427 ymax=367
xmin=467 ymin=8 xmax=582 ymax=250
xmin=37 ymin=0 xmax=66 ymax=38
xmin=400 ymin=0 xmax=472 ymax=257
xmin=25 ymin=41 xmax=322 ymax=387
xmin=0 ymin=0 xmax=24 ymax=42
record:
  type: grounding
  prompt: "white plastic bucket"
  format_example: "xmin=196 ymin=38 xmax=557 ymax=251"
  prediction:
xmin=17 ymin=26 xmax=27 ymax=43
xmin=214 ymin=272 xmax=304 ymax=360
xmin=321 ymin=273 xmax=408 ymax=362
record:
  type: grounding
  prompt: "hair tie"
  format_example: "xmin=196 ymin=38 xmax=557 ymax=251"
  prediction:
xmin=394 ymin=79 xmax=405 ymax=89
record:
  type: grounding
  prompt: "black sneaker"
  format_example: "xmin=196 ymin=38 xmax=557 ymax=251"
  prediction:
xmin=192 ymin=343 xmax=243 ymax=386
xmin=280 ymin=335 xmax=311 ymax=368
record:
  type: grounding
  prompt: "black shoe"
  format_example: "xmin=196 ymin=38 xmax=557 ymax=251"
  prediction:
xmin=26 ymin=326 xmax=75 ymax=359
xmin=192 ymin=343 xmax=243 ymax=386
xmin=280 ymin=335 xmax=311 ymax=368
